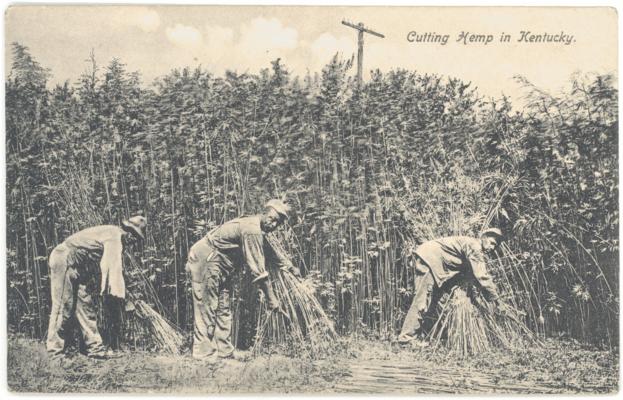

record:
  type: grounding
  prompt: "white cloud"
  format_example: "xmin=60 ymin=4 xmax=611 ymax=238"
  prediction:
xmin=238 ymin=17 xmax=298 ymax=57
xmin=160 ymin=17 xmax=299 ymax=74
xmin=311 ymin=33 xmax=356 ymax=62
xmin=197 ymin=25 xmax=236 ymax=73
xmin=197 ymin=17 xmax=298 ymax=73
xmin=205 ymin=25 xmax=234 ymax=50
xmin=166 ymin=24 xmax=203 ymax=49
xmin=133 ymin=9 xmax=160 ymax=33
xmin=110 ymin=7 xmax=161 ymax=33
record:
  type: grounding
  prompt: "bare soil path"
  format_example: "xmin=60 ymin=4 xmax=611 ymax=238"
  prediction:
xmin=323 ymin=338 xmax=617 ymax=394
xmin=332 ymin=360 xmax=561 ymax=394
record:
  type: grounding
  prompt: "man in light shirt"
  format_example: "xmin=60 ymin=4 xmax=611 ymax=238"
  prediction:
xmin=46 ymin=216 xmax=146 ymax=359
xmin=186 ymin=199 xmax=299 ymax=361
xmin=398 ymin=228 xmax=504 ymax=346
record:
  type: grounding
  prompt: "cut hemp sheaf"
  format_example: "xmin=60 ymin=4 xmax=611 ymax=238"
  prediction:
xmin=425 ymin=247 xmax=542 ymax=357
xmin=252 ymin=234 xmax=338 ymax=359
xmin=426 ymin=285 xmax=541 ymax=357
xmin=124 ymin=253 xmax=186 ymax=354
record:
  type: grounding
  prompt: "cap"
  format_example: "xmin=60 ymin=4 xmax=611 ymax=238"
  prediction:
xmin=122 ymin=215 xmax=147 ymax=240
xmin=265 ymin=199 xmax=290 ymax=219
xmin=481 ymin=227 xmax=503 ymax=241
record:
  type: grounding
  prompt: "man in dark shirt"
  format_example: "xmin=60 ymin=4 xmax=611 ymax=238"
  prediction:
xmin=186 ymin=199 xmax=298 ymax=361
xmin=46 ymin=216 xmax=146 ymax=358
xmin=397 ymin=228 xmax=504 ymax=346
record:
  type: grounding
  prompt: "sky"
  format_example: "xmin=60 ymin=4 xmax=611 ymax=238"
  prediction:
xmin=4 ymin=5 xmax=618 ymax=103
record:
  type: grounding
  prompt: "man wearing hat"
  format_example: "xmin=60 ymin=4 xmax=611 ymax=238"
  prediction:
xmin=46 ymin=216 xmax=147 ymax=358
xmin=397 ymin=228 xmax=505 ymax=346
xmin=186 ymin=199 xmax=298 ymax=361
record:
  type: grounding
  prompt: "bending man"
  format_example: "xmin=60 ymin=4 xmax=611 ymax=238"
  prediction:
xmin=398 ymin=228 xmax=504 ymax=346
xmin=46 ymin=216 xmax=146 ymax=358
xmin=186 ymin=199 xmax=298 ymax=361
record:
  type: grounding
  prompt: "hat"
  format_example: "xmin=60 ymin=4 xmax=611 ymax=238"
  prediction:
xmin=265 ymin=199 xmax=290 ymax=220
xmin=122 ymin=215 xmax=147 ymax=240
xmin=481 ymin=227 xmax=503 ymax=241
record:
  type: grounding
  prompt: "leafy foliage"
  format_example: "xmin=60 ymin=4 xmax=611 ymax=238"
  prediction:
xmin=5 ymin=43 xmax=618 ymax=347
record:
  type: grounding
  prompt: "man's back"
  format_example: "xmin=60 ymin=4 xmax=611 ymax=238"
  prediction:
xmin=62 ymin=225 xmax=123 ymax=264
xmin=60 ymin=225 xmax=126 ymax=297
xmin=206 ymin=216 xmax=262 ymax=252
xmin=416 ymin=236 xmax=483 ymax=286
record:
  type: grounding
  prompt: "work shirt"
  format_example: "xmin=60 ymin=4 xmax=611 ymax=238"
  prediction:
xmin=63 ymin=225 xmax=128 ymax=299
xmin=415 ymin=236 xmax=499 ymax=300
xmin=200 ymin=215 xmax=288 ymax=282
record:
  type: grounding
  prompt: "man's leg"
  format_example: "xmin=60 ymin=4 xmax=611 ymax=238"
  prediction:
xmin=215 ymin=274 xmax=234 ymax=358
xmin=46 ymin=248 xmax=77 ymax=357
xmin=188 ymin=258 xmax=221 ymax=360
xmin=75 ymin=283 xmax=106 ymax=357
xmin=398 ymin=260 xmax=436 ymax=343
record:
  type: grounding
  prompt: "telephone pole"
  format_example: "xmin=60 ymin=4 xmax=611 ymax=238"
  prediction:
xmin=341 ymin=20 xmax=385 ymax=85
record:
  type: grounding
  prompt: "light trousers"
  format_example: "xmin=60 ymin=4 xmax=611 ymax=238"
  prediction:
xmin=46 ymin=244 xmax=106 ymax=357
xmin=186 ymin=241 xmax=235 ymax=360
xmin=398 ymin=258 xmax=437 ymax=343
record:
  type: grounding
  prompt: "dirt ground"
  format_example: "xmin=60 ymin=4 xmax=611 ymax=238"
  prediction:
xmin=7 ymin=335 xmax=618 ymax=394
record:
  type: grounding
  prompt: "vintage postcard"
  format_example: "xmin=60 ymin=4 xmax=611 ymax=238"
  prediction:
xmin=4 ymin=4 xmax=619 ymax=395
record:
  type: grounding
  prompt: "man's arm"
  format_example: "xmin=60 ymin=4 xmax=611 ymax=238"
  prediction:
xmin=467 ymin=247 xmax=499 ymax=302
xmin=100 ymin=235 xmax=126 ymax=299
xmin=241 ymin=233 xmax=279 ymax=309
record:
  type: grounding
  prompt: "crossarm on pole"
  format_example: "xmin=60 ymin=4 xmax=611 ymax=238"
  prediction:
xmin=341 ymin=20 xmax=385 ymax=38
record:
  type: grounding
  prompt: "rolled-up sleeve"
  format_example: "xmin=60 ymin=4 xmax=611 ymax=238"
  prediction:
xmin=242 ymin=233 xmax=269 ymax=282
xmin=100 ymin=237 xmax=126 ymax=298
xmin=468 ymin=249 xmax=499 ymax=301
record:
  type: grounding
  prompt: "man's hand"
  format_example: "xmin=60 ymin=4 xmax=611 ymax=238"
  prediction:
xmin=496 ymin=302 xmax=513 ymax=317
xmin=290 ymin=266 xmax=302 ymax=278
xmin=259 ymin=278 xmax=281 ymax=311
xmin=480 ymin=295 xmax=501 ymax=314
xmin=280 ymin=265 xmax=302 ymax=278
xmin=267 ymin=296 xmax=280 ymax=311
xmin=485 ymin=300 xmax=498 ymax=315
xmin=272 ymin=305 xmax=292 ymax=324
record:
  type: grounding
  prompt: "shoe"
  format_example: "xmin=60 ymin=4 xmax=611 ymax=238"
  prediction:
xmin=397 ymin=334 xmax=414 ymax=345
xmin=88 ymin=352 xmax=109 ymax=360
xmin=204 ymin=357 xmax=221 ymax=365
xmin=219 ymin=351 xmax=249 ymax=361
xmin=410 ymin=339 xmax=429 ymax=349
xmin=193 ymin=353 xmax=220 ymax=364
xmin=87 ymin=349 xmax=121 ymax=360
xmin=219 ymin=352 xmax=235 ymax=360
xmin=104 ymin=349 xmax=123 ymax=358
xmin=48 ymin=351 xmax=65 ymax=360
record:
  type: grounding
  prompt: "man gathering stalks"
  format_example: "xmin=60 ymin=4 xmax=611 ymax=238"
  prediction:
xmin=45 ymin=201 xmax=509 ymax=361
xmin=185 ymin=199 xmax=300 ymax=362
xmin=46 ymin=216 xmax=146 ymax=359
xmin=398 ymin=228 xmax=507 ymax=347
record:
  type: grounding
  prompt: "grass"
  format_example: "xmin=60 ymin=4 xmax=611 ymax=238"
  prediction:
xmin=8 ymin=335 xmax=618 ymax=394
xmin=7 ymin=336 xmax=341 ymax=393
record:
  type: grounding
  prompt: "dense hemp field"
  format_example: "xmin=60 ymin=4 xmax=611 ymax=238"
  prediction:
xmin=6 ymin=42 xmax=618 ymax=392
